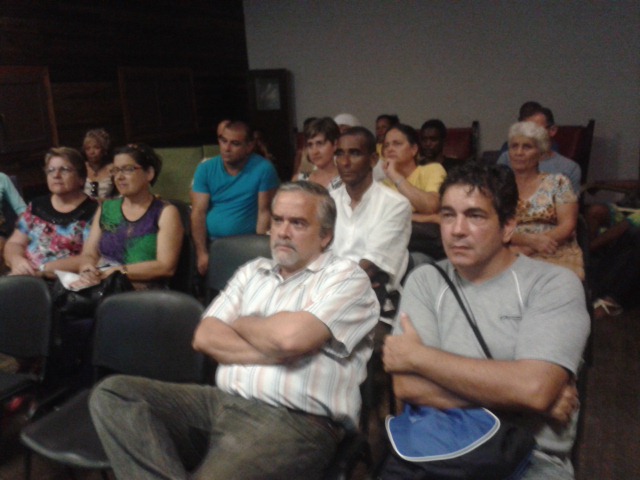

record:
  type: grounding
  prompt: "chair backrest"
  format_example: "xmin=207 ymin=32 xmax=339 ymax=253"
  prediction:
xmin=0 ymin=276 xmax=51 ymax=359
xmin=92 ymin=290 xmax=208 ymax=384
xmin=443 ymin=120 xmax=479 ymax=162
xmin=166 ymin=199 xmax=195 ymax=294
xmin=554 ymin=119 xmax=595 ymax=184
xmin=206 ymin=234 xmax=271 ymax=302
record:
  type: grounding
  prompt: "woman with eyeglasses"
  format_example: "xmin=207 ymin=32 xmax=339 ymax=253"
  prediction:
xmin=4 ymin=147 xmax=98 ymax=276
xmin=73 ymin=143 xmax=183 ymax=290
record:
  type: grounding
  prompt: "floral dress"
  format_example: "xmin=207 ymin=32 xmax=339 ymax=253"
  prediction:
xmin=516 ymin=173 xmax=584 ymax=280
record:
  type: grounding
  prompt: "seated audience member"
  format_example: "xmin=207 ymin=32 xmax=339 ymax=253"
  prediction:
xmin=253 ymin=128 xmax=276 ymax=163
xmin=333 ymin=112 xmax=361 ymax=134
xmin=82 ymin=128 xmax=115 ymax=200
xmin=0 ymin=172 xmax=27 ymax=271
xmin=90 ymin=181 xmax=379 ymax=479
xmin=381 ymin=163 xmax=589 ymax=479
xmin=191 ymin=120 xmax=280 ymax=276
xmin=291 ymin=117 xmax=317 ymax=179
xmin=296 ymin=117 xmax=342 ymax=191
xmin=382 ymin=124 xmax=446 ymax=221
xmin=497 ymin=101 xmax=548 ymax=155
xmin=508 ymin=122 xmax=584 ymax=280
xmin=4 ymin=147 xmax=97 ymax=277
xmin=587 ymin=203 xmax=640 ymax=319
xmin=73 ymin=144 xmax=183 ymax=290
xmin=498 ymin=106 xmax=581 ymax=194
xmin=331 ymin=127 xmax=411 ymax=303
xmin=373 ymin=114 xmax=399 ymax=182
xmin=375 ymin=114 xmax=400 ymax=155
xmin=215 ymin=119 xmax=230 ymax=143
xmin=418 ymin=119 xmax=460 ymax=173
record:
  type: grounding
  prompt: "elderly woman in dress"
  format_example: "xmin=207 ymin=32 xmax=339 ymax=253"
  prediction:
xmin=4 ymin=147 xmax=97 ymax=277
xmin=508 ymin=121 xmax=584 ymax=279
xmin=73 ymin=143 xmax=183 ymax=290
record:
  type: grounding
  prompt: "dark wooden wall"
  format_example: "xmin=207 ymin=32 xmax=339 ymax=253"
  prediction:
xmin=0 ymin=0 xmax=249 ymax=196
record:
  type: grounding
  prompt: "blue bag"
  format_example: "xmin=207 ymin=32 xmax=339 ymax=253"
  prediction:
xmin=383 ymin=405 xmax=534 ymax=479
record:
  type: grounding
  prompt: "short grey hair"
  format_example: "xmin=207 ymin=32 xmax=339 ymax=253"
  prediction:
xmin=508 ymin=121 xmax=550 ymax=154
xmin=273 ymin=181 xmax=336 ymax=243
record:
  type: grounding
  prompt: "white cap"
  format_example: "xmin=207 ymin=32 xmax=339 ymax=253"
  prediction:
xmin=333 ymin=113 xmax=361 ymax=127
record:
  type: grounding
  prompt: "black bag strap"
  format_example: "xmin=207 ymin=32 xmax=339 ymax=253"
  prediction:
xmin=428 ymin=262 xmax=493 ymax=359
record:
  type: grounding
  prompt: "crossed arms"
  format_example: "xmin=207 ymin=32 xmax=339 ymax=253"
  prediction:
xmin=193 ymin=311 xmax=331 ymax=365
xmin=384 ymin=314 xmax=579 ymax=425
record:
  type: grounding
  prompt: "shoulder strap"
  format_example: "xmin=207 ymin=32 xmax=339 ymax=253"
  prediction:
xmin=428 ymin=262 xmax=493 ymax=359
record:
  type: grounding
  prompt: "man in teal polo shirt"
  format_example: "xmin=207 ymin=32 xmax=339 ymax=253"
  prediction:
xmin=191 ymin=120 xmax=279 ymax=275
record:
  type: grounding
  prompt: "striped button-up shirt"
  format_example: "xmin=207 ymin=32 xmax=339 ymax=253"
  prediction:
xmin=204 ymin=252 xmax=379 ymax=429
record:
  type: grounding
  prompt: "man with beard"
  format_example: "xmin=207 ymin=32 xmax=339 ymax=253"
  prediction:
xmin=90 ymin=181 xmax=379 ymax=480
xmin=190 ymin=120 xmax=280 ymax=275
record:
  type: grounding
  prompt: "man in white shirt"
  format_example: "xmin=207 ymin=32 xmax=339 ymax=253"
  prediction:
xmin=331 ymin=127 xmax=412 ymax=302
xmin=90 ymin=181 xmax=379 ymax=480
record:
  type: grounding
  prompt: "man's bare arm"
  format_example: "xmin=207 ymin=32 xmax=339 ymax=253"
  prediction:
xmin=190 ymin=191 xmax=211 ymax=276
xmin=384 ymin=314 xmax=571 ymax=416
xmin=392 ymin=373 xmax=472 ymax=410
xmin=233 ymin=311 xmax=332 ymax=360
xmin=192 ymin=316 xmax=280 ymax=365
xmin=256 ymin=189 xmax=276 ymax=234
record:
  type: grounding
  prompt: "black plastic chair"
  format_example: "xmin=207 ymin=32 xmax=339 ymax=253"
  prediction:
xmin=20 ymin=290 xmax=208 ymax=480
xmin=166 ymin=198 xmax=197 ymax=295
xmin=0 ymin=276 xmax=51 ymax=415
xmin=206 ymin=234 xmax=271 ymax=303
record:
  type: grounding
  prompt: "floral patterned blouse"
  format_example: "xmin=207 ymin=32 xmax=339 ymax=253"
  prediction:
xmin=16 ymin=195 xmax=97 ymax=269
xmin=516 ymin=173 xmax=584 ymax=279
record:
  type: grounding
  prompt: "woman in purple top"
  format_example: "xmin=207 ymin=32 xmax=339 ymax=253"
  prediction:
xmin=74 ymin=144 xmax=182 ymax=290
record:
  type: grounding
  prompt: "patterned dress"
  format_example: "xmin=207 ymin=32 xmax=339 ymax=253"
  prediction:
xmin=16 ymin=196 xmax=97 ymax=269
xmin=516 ymin=173 xmax=584 ymax=279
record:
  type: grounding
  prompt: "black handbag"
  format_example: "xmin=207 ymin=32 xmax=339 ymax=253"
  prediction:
xmin=381 ymin=263 xmax=536 ymax=480
xmin=52 ymin=271 xmax=133 ymax=318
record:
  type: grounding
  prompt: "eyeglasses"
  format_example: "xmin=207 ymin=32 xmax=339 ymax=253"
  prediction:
xmin=111 ymin=165 xmax=143 ymax=175
xmin=44 ymin=166 xmax=76 ymax=176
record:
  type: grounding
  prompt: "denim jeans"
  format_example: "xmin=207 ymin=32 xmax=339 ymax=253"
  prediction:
xmin=89 ymin=375 xmax=338 ymax=479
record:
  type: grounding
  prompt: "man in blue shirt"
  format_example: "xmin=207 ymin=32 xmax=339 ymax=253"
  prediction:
xmin=191 ymin=121 xmax=280 ymax=275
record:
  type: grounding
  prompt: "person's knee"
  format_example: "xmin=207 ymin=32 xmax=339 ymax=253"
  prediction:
xmin=89 ymin=374 xmax=134 ymax=419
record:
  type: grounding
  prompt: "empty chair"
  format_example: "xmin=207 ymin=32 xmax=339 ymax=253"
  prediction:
xmin=0 ymin=276 xmax=51 ymax=416
xmin=443 ymin=120 xmax=479 ymax=162
xmin=20 ymin=290 xmax=208 ymax=479
xmin=206 ymin=234 xmax=271 ymax=303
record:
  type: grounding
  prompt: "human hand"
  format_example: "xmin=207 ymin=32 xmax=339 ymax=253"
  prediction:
xmin=383 ymin=159 xmax=403 ymax=185
xmin=71 ymin=264 xmax=102 ymax=289
xmin=9 ymin=257 xmax=36 ymax=276
xmin=547 ymin=381 xmax=579 ymax=425
xmin=196 ymin=251 xmax=209 ymax=277
xmin=527 ymin=233 xmax=558 ymax=255
xmin=383 ymin=313 xmax=422 ymax=373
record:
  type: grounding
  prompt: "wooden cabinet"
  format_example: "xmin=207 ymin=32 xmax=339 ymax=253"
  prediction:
xmin=0 ymin=67 xmax=58 ymax=154
xmin=247 ymin=69 xmax=295 ymax=180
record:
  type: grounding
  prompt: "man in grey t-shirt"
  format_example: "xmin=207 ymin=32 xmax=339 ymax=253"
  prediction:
xmin=382 ymin=163 xmax=590 ymax=479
